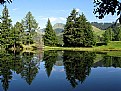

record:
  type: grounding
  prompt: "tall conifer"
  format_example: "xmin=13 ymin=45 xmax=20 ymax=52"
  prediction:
xmin=0 ymin=5 xmax=12 ymax=49
xmin=22 ymin=11 xmax=38 ymax=45
xmin=63 ymin=9 xmax=95 ymax=47
xmin=44 ymin=19 xmax=58 ymax=46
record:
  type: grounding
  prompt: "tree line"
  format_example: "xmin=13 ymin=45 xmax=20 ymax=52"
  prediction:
xmin=91 ymin=22 xmax=114 ymax=30
xmin=0 ymin=5 xmax=41 ymax=50
xmin=44 ymin=9 xmax=121 ymax=47
xmin=44 ymin=9 xmax=95 ymax=47
xmin=103 ymin=26 xmax=121 ymax=44
xmin=1 ymin=6 xmax=121 ymax=49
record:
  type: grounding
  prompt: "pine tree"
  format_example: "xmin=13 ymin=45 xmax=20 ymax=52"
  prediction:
xmin=63 ymin=9 xmax=78 ymax=47
xmin=103 ymin=28 xmax=114 ymax=44
xmin=12 ymin=22 xmax=24 ymax=48
xmin=113 ymin=26 xmax=121 ymax=41
xmin=117 ymin=28 xmax=121 ymax=41
xmin=0 ymin=5 xmax=12 ymax=49
xmin=22 ymin=11 xmax=38 ymax=45
xmin=63 ymin=9 xmax=95 ymax=47
xmin=44 ymin=19 xmax=58 ymax=46
xmin=83 ymin=20 xmax=95 ymax=47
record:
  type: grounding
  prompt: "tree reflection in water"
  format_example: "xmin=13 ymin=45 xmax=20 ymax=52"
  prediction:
xmin=20 ymin=52 xmax=40 ymax=85
xmin=95 ymin=54 xmax=121 ymax=68
xmin=0 ymin=50 xmax=41 ymax=91
xmin=43 ymin=51 xmax=58 ymax=77
xmin=63 ymin=51 xmax=96 ymax=88
xmin=1 ymin=50 xmax=121 ymax=91
xmin=0 ymin=51 xmax=15 ymax=91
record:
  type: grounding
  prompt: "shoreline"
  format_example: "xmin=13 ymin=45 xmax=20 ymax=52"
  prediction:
xmin=43 ymin=46 xmax=121 ymax=52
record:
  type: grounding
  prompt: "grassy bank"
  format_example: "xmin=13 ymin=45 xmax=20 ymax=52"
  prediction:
xmin=44 ymin=41 xmax=121 ymax=52
xmin=3 ymin=41 xmax=121 ymax=52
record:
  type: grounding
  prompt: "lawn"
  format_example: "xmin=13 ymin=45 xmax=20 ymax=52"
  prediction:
xmin=44 ymin=41 xmax=121 ymax=52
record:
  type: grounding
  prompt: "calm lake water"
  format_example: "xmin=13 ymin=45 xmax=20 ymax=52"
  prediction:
xmin=0 ymin=50 xmax=121 ymax=91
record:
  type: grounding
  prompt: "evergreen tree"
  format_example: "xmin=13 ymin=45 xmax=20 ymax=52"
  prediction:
xmin=22 ymin=11 xmax=38 ymax=45
xmin=103 ymin=30 xmax=110 ymax=44
xmin=103 ymin=28 xmax=114 ymax=44
xmin=117 ymin=28 xmax=121 ymax=41
xmin=113 ymin=26 xmax=121 ymax=41
xmin=76 ymin=14 xmax=95 ymax=46
xmin=63 ymin=9 xmax=78 ymax=47
xmin=0 ymin=5 xmax=12 ymax=49
xmin=63 ymin=9 xmax=95 ymax=47
xmin=44 ymin=19 xmax=58 ymax=46
xmin=12 ymin=22 xmax=24 ymax=48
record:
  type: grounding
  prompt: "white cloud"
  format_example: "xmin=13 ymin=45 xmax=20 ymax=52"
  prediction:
xmin=59 ymin=17 xmax=66 ymax=21
xmin=39 ymin=16 xmax=66 ymax=28
xmin=40 ymin=16 xmax=66 ymax=23
xmin=49 ymin=17 xmax=57 ymax=22
xmin=76 ymin=8 xmax=80 ymax=12
xmin=12 ymin=8 xmax=18 ymax=11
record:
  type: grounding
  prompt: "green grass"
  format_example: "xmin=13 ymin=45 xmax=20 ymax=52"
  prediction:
xmin=44 ymin=46 xmax=96 ymax=51
xmin=2 ymin=41 xmax=121 ymax=53
xmin=107 ymin=51 xmax=121 ymax=57
xmin=92 ymin=26 xmax=105 ymax=37
xmin=44 ymin=41 xmax=121 ymax=52
xmin=95 ymin=41 xmax=121 ymax=51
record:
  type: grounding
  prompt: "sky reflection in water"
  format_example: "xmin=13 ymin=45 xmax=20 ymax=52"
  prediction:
xmin=0 ymin=51 xmax=121 ymax=91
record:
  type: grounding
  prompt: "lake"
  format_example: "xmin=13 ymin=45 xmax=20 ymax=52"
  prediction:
xmin=0 ymin=50 xmax=121 ymax=91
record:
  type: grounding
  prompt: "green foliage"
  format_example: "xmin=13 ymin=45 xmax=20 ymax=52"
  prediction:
xmin=0 ymin=51 xmax=40 ymax=88
xmin=10 ymin=22 xmax=24 ymax=48
xmin=43 ymin=51 xmax=58 ymax=77
xmin=57 ymin=33 xmax=64 ymax=46
xmin=63 ymin=9 xmax=95 ymax=47
xmin=20 ymin=52 xmax=39 ymax=85
xmin=22 ymin=11 xmax=38 ymax=45
xmin=63 ymin=51 xmax=95 ymax=87
xmin=0 ymin=5 xmax=12 ymax=49
xmin=63 ymin=9 xmax=77 ymax=47
xmin=103 ymin=28 xmax=114 ymax=44
xmin=117 ymin=28 xmax=121 ymax=41
xmin=44 ymin=19 xmax=58 ymax=46
xmin=99 ymin=54 xmax=121 ymax=68
xmin=0 ymin=6 xmax=41 ymax=50
xmin=112 ymin=26 xmax=121 ymax=41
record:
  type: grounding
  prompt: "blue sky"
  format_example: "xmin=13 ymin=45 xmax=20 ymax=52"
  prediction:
xmin=0 ymin=0 xmax=118 ymax=28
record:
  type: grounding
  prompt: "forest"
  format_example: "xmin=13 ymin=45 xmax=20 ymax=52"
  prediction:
xmin=0 ymin=5 xmax=42 ymax=50
xmin=0 ymin=6 xmax=121 ymax=51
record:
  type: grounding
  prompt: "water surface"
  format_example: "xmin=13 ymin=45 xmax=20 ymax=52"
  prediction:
xmin=0 ymin=50 xmax=121 ymax=91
